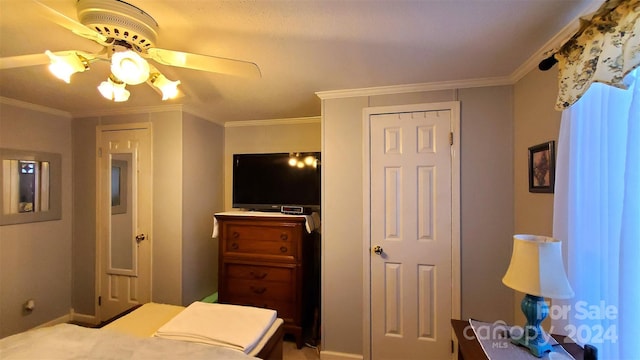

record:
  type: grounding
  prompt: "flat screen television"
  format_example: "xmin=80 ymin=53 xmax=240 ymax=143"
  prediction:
xmin=232 ymin=152 xmax=321 ymax=212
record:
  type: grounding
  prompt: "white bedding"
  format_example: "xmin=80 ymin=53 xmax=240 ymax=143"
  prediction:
xmin=103 ymin=302 xmax=283 ymax=357
xmin=0 ymin=323 xmax=255 ymax=360
xmin=154 ymin=301 xmax=277 ymax=354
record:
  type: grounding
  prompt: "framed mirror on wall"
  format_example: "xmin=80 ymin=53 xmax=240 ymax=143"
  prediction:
xmin=111 ymin=158 xmax=128 ymax=215
xmin=109 ymin=153 xmax=134 ymax=274
xmin=0 ymin=148 xmax=62 ymax=225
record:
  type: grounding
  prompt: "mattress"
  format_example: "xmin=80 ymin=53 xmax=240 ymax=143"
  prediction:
xmin=103 ymin=302 xmax=284 ymax=356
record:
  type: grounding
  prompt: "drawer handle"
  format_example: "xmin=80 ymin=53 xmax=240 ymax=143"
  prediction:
xmin=250 ymin=271 xmax=267 ymax=279
xmin=250 ymin=286 xmax=267 ymax=294
xmin=280 ymin=233 xmax=288 ymax=241
xmin=232 ymin=232 xmax=240 ymax=239
xmin=280 ymin=246 xmax=288 ymax=253
xmin=231 ymin=242 xmax=239 ymax=250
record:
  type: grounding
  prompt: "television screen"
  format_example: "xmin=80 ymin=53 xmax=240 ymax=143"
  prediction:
xmin=232 ymin=152 xmax=321 ymax=212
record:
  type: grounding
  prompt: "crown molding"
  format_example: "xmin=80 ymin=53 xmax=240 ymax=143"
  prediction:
xmin=71 ymin=104 xmax=184 ymax=118
xmin=315 ymin=76 xmax=513 ymax=100
xmin=224 ymin=116 xmax=321 ymax=128
xmin=0 ymin=96 xmax=71 ymax=118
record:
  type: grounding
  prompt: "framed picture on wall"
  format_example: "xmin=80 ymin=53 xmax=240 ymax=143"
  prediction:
xmin=528 ymin=141 xmax=555 ymax=193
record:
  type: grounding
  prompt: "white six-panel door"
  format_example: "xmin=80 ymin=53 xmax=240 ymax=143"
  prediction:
xmin=97 ymin=125 xmax=152 ymax=322
xmin=367 ymin=106 xmax=457 ymax=359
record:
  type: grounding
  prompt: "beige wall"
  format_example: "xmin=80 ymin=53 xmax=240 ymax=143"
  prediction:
xmin=223 ymin=118 xmax=321 ymax=210
xmin=321 ymin=96 xmax=369 ymax=354
xmin=181 ymin=113 xmax=224 ymax=304
xmin=0 ymin=101 xmax=72 ymax=338
xmin=321 ymin=86 xmax=516 ymax=356
xmin=458 ymin=86 xmax=516 ymax=322
xmin=513 ymin=68 xmax=562 ymax=326
xmin=514 ymin=69 xmax=560 ymax=234
xmin=149 ymin=111 xmax=184 ymax=305
xmin=71 ymin=116 xmax=98 ymax=315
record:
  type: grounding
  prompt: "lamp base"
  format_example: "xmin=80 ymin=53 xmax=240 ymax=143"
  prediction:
xmin=511 ymin=330 xmax=553 ymax=358
xmin=514 ymin=294 xmax=553 ymax=358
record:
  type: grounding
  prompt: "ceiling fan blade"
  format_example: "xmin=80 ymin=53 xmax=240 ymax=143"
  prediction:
xmin=0 ymin=54 xmax=50 ymax=69
xmin=147 ymin=48 xmax=261 ymax=79
xmin=0 ymin=50 xmax=101 ymax=70
xmin=33 ymin=0 xmax=107 ymax=44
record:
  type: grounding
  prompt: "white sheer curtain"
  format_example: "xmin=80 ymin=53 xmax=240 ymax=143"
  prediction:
xmin=553 ymin=67 xmax=639 ymax=359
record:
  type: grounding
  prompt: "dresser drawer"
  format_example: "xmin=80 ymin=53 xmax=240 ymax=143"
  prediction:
xmin=224 ymin=222 xmax=301 ymax=242
xmin=222 ymin=223 xmax=300 ymax=260
xmin=225 ymin=263 xmax=293 ymax=283
xmin=225 ymin=278 xmax=295 ymax=302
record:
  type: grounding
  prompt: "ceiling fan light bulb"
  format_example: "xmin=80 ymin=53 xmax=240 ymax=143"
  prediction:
xmin=98 ymin=79 xmax=114 ymax=100
xmin=160 ymin=84 xmax=180 ymax=100
xmin=48 ymin=62 xmax=73 ymax=83
xmin=98 ymin=77 xmax=129 ymax=102
xmin=152 ymin=74 xmax=181 ymax=100
xmin=111 ymin=50 xmax=150 ymax=85
xmin=113 ymin=87 xmax=131 ymax=102
xmin=45 ymin=50 xmax=86 ymax=83
xmin=111 ymin=78 xmax=130 ymax=102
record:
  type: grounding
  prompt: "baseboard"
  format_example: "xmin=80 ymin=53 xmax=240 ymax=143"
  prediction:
xmin=33 ymin=313 xmax=71 ymax=329
xmin=320 ymin=350 xmax=364 ymax=360
xmin=70 ymin=309 xmax=99 ymax=325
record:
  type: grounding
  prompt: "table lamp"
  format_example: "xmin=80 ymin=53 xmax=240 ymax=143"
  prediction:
xmin=502 ymin=234 xmax=574 ymax=357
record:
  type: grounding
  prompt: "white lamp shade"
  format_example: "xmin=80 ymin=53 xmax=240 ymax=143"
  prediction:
xmin=502 ymin=234 xmax=574 ymax=299
xmin=111 ymin=50 xmax=150 ymax=85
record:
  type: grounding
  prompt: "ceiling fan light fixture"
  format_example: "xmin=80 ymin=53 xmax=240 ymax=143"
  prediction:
xmin=150 ymin=73 xmax=181 ymax=100
xmin=45 ymin=50 xmax=88 ymax=83
xmin=26 ymin=0 xmax=261 ymax=105
xmin=98 ymin=75 xmax=130 ymax=102
xmin=111 ymin=50 xmax=149 ymax=85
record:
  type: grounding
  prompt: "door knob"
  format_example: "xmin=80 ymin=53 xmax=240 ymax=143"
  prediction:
xmin=373 ymin=245 xmax=383 ymax=255
xmin=135 ymin=234 xmax=146 ymax=243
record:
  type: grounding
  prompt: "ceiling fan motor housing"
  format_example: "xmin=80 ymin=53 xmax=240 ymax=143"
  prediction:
xmin=77 ymin=0 xmax=159 ymax=53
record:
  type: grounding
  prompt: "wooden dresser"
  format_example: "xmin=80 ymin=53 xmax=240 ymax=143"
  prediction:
xmin=215 ymin=213 xmax=319 ymax=349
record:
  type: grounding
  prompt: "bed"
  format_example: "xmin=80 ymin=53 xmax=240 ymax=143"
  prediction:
xmin=0 ymin=302 xmax=284 ymax=360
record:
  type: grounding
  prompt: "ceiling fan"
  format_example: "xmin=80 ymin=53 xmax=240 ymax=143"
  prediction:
xmin=0 ymin=0 xmax=262 ymax=102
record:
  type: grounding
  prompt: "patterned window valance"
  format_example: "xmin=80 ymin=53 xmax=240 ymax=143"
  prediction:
xmin=554 ymin=0 xmax=639 ymax=110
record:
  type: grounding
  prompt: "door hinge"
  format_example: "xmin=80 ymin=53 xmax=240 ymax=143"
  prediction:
xmin=98 ymin=296 xmax=101 ymax=306
xmin=98 ymin=147 xmax=103 ymax=158
xmin=451 ymin=339 xmax=454 ymax=353
xmin=449 ymin=132 xmax=454 ymax=146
